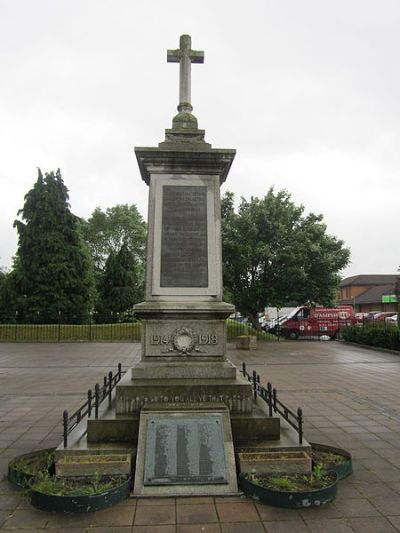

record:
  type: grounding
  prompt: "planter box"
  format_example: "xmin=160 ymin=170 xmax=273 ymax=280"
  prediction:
xmin=236 ymin=335 xmax=257 ymax=350
xmin=238 ymin=451 xmax=311 ymax=475
xmin=56 ymin=454 xmax=131 ymax=477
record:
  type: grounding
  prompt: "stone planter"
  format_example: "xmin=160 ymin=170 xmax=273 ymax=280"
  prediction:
xmin=236 ymin=335 xmax=257 ymax=350
xmin=56 ymin=454 xmax=131 ymax=477
xmin=238 ymin=471 xmax=338 ymax=508
xmin=30 ymin=475 xmax=132 ymax=513
xmin=311 ymin=442 xmax=352 ymax=480
xmin=238 ymin=450 xmax=311 ymax=475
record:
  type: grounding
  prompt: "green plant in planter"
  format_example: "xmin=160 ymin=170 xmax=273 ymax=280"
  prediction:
xmin=247 ymin=468 xmax=257 ymax=482
xmin=309 ymin=463 xmax=325 ymax=484
xmin=12 ymin=450 xmax=55 ymax=476
xmin=31 ymin=474 xmax=127 ymax=497
xmin=267 ymin=475 xmax=298 ymax=491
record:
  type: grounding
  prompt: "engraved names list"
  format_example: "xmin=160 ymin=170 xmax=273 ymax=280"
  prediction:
xmin=160 ymin=185 xmax=208 ymax=287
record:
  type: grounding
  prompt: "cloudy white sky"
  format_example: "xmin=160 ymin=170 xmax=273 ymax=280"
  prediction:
xmin=1 ymin=0 xmax=399 ymax=278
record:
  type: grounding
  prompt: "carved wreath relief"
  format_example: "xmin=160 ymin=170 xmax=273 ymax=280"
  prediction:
xmin=150 ymin=327 xmax=218 ymax=355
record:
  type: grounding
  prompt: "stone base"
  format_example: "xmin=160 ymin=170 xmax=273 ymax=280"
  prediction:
xmin=115 ymin=372 xmax=254 ymax=415
xmin=87 ymin=414 xmax=139 ymax=443
xmin=131 ymin=360 xmax=237 ymax=380
xmin=134 ymin=301 xmax=234 ymax=361
xmin=231 ymin=401 xmax=280 ymax=442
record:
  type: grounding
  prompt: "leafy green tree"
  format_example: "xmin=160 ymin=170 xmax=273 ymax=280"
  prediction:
xmin=395 ymin=269 xmax=400 ymax=326
xmin=12 ymin=169 xmax=95 ymax=322
xmin=221 ymin=189 xmax=350 ymax=329
xmin=80 ymin=204 xmax=146 ymax=274
xmin=0 ymin=267 xmax=10 ymax=321
xmin=95 ymin=240 xmax=143 ymax=321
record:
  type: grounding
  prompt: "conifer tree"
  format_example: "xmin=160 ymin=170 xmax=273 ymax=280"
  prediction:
xmin=13 ymin=169 xmax=95 ymax=322
xmin=96 ymin=240 xmax=142 ymax=321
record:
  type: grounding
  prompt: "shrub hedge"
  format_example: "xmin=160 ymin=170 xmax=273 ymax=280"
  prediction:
xmin=342 ymin=323 xmax=400 ymax=352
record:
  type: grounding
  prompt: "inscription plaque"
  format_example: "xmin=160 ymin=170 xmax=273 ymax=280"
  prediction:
xmin=160 ymin=185 xmax=208 ymax=287
xmin=144 ymin=415 xmax=227 ymax=485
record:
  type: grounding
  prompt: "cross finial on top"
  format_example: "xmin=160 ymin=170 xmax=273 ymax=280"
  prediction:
xmin=167 ymin=35 xmax=204 ymax=113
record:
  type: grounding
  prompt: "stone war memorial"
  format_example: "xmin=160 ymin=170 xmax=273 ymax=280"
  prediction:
xmin=57 ymin=34 xmax=311 ymax=496
xmin=10 ymin=36 xmax=325 ymax=509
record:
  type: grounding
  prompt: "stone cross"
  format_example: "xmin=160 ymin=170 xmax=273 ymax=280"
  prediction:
xmin=167 ymin=35 xmax=204 ymax=112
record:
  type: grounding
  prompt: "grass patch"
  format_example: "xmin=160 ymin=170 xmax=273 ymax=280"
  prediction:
xmin=32 ymin=473 xmax=129 ymax=496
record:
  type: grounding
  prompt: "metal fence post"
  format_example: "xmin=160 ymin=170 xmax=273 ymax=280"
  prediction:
xmin=118 ymin=363 xmax=122 ymax=381
xmin=297 ymin=407 xmax=303 ymax=444
xmin=94 ymin=383 xmax=100 ymax=419
xmin=273 ymin=387 xmax=277 ymax=412
xmin=108 ymin=371 xmax=113 ymax=406
xmin=88 ymin=389 xmax=92 ymax=417
xmin=252 ymin=370 xmax=257 ymax=400
xmin=103 ymin=376 xmax=107 ymax=399
xmin=242 ymin=362 xmax=246 ymax=376
xmin=63 ymin=410 xmax=68 ymax=448
xmin=267 ymin=382 xmax=273 ymax=416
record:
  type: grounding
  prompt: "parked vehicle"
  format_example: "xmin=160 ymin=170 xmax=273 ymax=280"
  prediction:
xmin=385 ymin=314 xmax=399 ymax=324
xmin=275 ymin=305 xmax=357 ymax=340
xmin=374 ymin=312 xmax=396 ymax=321
xmin=264 ymin=313 xmax=292 ymax=334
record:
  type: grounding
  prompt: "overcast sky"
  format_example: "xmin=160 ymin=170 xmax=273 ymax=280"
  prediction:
xmin=1 ymin=0 xmax=399 ymax=278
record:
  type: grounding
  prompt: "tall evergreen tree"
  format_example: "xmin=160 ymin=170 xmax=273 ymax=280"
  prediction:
xmin=13 ymin=169 xmax=95 ymax=322
xmin=96 ymin=240 xmax=142 ymax=320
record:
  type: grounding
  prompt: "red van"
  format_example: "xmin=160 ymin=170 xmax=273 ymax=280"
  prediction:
xmin=277 ymin=306 xmax=356 ymax=340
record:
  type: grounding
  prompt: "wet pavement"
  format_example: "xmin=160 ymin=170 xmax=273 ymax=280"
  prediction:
xmin=1 ymin=340 xmax=400 ymax=532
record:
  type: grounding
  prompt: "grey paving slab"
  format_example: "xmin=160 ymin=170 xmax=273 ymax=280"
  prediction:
xmin=1 ymin=340 xmax=400 ymax=531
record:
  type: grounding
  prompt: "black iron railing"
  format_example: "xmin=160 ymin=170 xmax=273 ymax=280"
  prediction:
xmin=241 ymin=362 xmax=304 ymax=444
xmin=62 ymin=363 xmax=126 ymax=448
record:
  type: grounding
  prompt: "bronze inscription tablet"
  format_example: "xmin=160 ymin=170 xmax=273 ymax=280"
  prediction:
xmin=160 ymin=185 xmax=208 ymax=287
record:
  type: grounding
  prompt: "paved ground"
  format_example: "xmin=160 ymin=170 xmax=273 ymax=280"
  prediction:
xmin=1 ymin=340 xmax=400 ymax=532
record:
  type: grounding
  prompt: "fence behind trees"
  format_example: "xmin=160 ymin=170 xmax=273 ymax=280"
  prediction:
xmin=0 ymin=314 xmax=275 ymax=343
